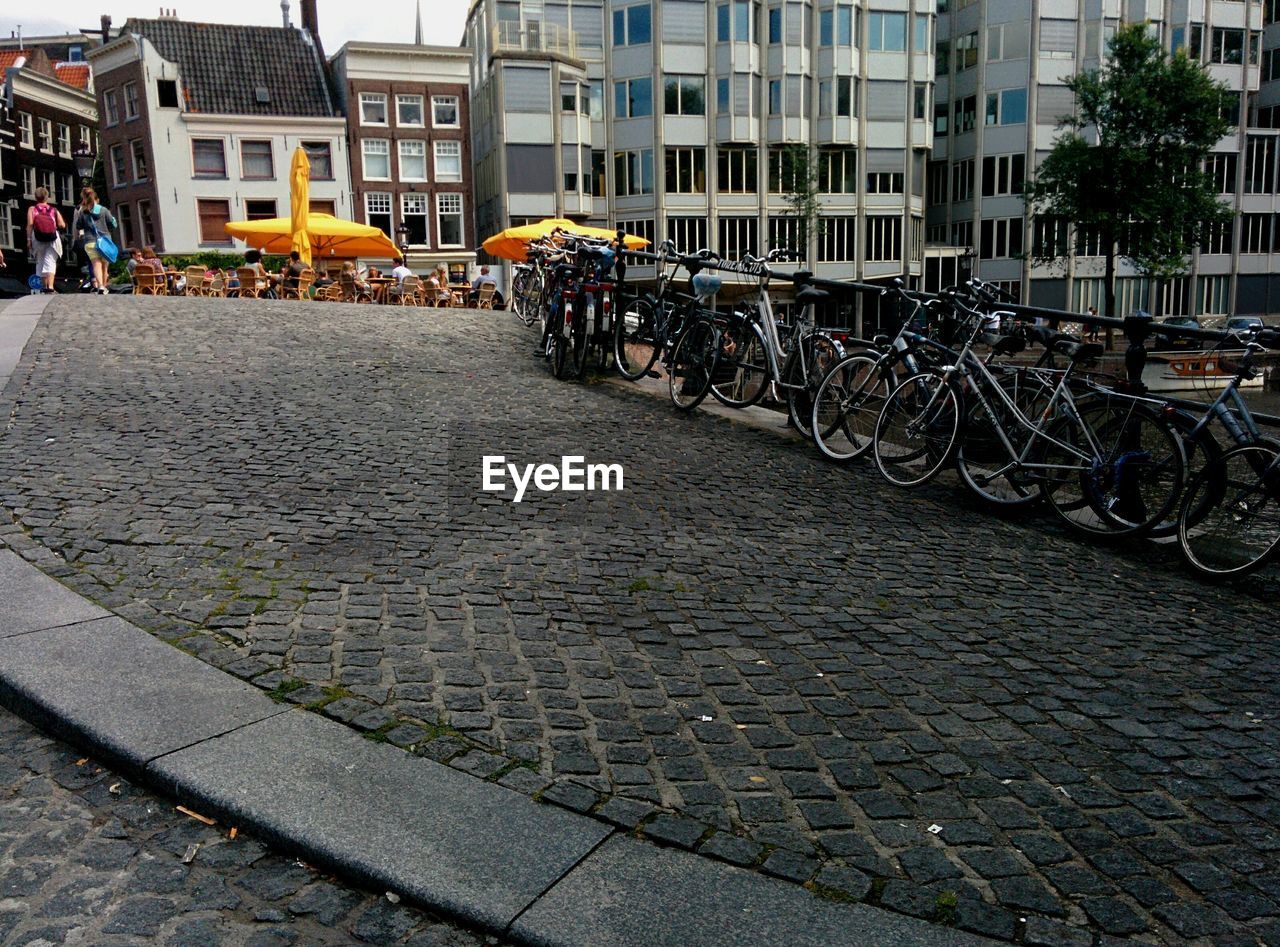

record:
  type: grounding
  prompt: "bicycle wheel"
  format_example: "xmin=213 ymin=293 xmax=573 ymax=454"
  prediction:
xmin=1147 ymin=414 xmax=1221 ymax=539
xmin=511 ymin=270 xmax=533 ymax=325
xmin=548 ymin=301 xmax=571 ymax=379
xmin=786 ymin=335 xmax=844 ymax=438
xmin=668 ymin=317 xmax=719 ymax=411
xmin=568 ymin=293 xmax=590 ymax=379
xmin=711 ymin=318 xmax=769 ymax=409
xmin=1038 ymin=400 xmax=1184 ymax=538
xmin=954 ymin=374 xmax=1047 ymax=508
xmin=810 ymin=353 xmax=889 ymax=463
xmin=614 ymin=296 xmax=661 ymax=382
xmin=873 ymin=372 xmax=961 ymax=488
xmin=1178 ymin=442 xmax=1280 ymax=578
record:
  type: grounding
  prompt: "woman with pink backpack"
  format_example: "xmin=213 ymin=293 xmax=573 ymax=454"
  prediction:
xmin=26 ymin=187 xmax=66 ymax=294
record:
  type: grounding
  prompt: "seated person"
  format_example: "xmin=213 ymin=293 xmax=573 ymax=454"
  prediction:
xmin=126 ymin=248 xmax=144 ymax=277
xmin=282 ymin=250 xmax=308 ymax=290
xmin=470 ymin=265 xmax=498 ymax=303
xmin=141 ymin=246 xmax=164 ymax=273
xmin=391 ymin=257 xmax=413 ymax=285
xmin=243 ymin=249 xmax=277 ymax=297
xmin=340 ymin=261 xmax=369 ymax=291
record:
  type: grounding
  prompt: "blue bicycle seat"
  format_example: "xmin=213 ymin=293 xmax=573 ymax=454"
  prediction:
xmin=691 ymin=273 xmax=722 ymax=299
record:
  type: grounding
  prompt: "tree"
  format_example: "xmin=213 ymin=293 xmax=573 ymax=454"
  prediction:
xmin=1025 ymin=23 xmax=1233 ymax=336
xmin=775 ymin=144 xmax=821 ymax=264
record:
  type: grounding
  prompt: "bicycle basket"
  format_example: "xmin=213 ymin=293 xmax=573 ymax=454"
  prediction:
xmin=691 ymin=273 xmax=723 ymax=300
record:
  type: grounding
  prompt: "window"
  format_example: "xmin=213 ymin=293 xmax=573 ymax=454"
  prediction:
xmin=397 ymin=94 xmax=424 ymax=126
xmin=910 ymin=216 xmax=924 ymax=263
xmin=1208 ymin=153 xmax=1237 ymax=193
xmin=592 ymin=150 xmax=607 ymax=196
xmin=37 ymin=119 xmax=52 ymax=153
xmin=116 ymin=204 xmax=133 ymax=247
xmin=718 ymin=147 xmax=758 ymax=193
xmin=131 ymin=139 xmax=148 ymax=181
xmin=14 ymin=113 xmax=30 ymax=149
xmin=1199 ymin=219 xmax=1234 ymax=255
xmin=360 ymin=93 xmax=388 ymax=125
xmin=104 ymin=91 xmax=119 ymax=127
xmin=769 ymin=6 xmax=782 ymax=43
xmin=927 ymin=162 xmax=948 ymax=205
xmin=1245 ymin=136 xmax=1276 ymax=194
xmin=819 ymin=5 xmax=855 ymax=46
xmin=244 ymin=199 xmax=277 ymax=221
xmin=914 ymin=13 xmax=929 ymax=52
xmin=437 ymin=193 xmax=464 ymax=246
xmin=718 ymin=216 xmax=757 ymax=258
xmin=59 ymin=174 xmax=74 ymax=205
xmin=197 ymin=199 xmax=232 ymax=245
xmin=612 ymin=3 xmax=652 ymax=45
xmin=1199 ymin=275 xmax=1230 ymax=315
xmin=138 ymin=200 xmax=156 ymax=247
xmin=936 ymin=40 xmax=950 ymax=73
xmin=769 ymin=79 xmax=782 ymax=115
xmin=157 ymin=79 xmax=179 ymax=108
xmin=667 ymin=216 xmax=709 ymax=253
xmin=56 ymin=124 xmax=71 ymax=157
xmin=614 ymin=149 xmax=655 ymax=195
xmin=588 ymin=81 xmax=604 ymax=120
xmin=768 ymin=217 xmax=807 ymax=257
xmin=435 ymin=140 xmax=463 ymax=181
xmin=1075 ymin=225 xmax=1105 ymax=257
xmin=664 ymin=75 xmax=705 ymax=115
xmin=934 ymin=103 xmax=949 ymax=136
xmin=868 ymin=12 xmax=906 ymax=51
xmin=433 ymin=96 xmax=460 ymax=127
xmin=717 ymin=1 xmax=753 ymax=42
xmin=817 ymin=217 xmax=856 ymax=262
xmin=124 ymin=82 xmax=139 ymax=120
xmin=866 ymin=171 xmax=904 ymax=194
xmin=309 ymin=200 xmax=337 ymax=216
xmin=365 ymin=192 xmax=392 ymax=236
xmin=818 ymin=149 xmax=857 ymax=193
xmin=985 ymin=88 xmax=1027 ymax=126
xmin=1032 ymin=217 xmax=1067 ymax=258
xmin=1211 ymin=28 xmax=1244 ymax=64
xmin=363 ymin=139 xmax=391 ymax=180
xmin=955 ymin=31 xmax=979 ymax=69
xmin=192 ymin=139 xmax=227 ymax=177
xmin=665 ymin=148 xmax=707 ymax=193
xmin=1241 ymin=214 xmax=1273 ymax=254
xmin=303 ymin=141 xmax=333 ymax=180
xmin=768 ymin=148 xmax=807 ymax=193
xmin=401 ymin=193 xmax=429 ymax=245
xmin=866 ymin=216 xmax=902 ymax=262
xmin=614 ymin=77 xmax=653 ymax=118
xmin=39 ymin=170 xmax=54 ymax=198
xmin=22 ymin=167 xmax=36 ymax=199
xmin=981 ymin=153 xmax=1025 ymax=196
xmin=914 ymin=83 xmax=928 ymax=121
xmin=988 ymin=21 xmax=1029 ymax=61
xmin=111 ymin=144 xmax=128 ymax=186
xmin=240 ymin=140 xmax=273 ymax=179
xmin=619 ymin=218 xmax=656 ymax=247
xmin=390 ymin=140 xmax=424 ymax=181
xmin=953 ymin=95 xmax=977 ymax=134
xmin=979 ymin=217 xmax=1024 ymax=258
xmin=562 ymin=83 xmax=578 ymax=112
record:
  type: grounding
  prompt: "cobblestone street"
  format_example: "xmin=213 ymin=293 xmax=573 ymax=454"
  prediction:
xmin=0 ymin=704 xmax=490 ymax=945
xmin=1 ymin=296 xmax=1278 ymax=944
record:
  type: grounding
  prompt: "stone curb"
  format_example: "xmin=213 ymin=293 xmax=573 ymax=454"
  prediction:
xmin=0 ymin=547 xmax=996 ymax=946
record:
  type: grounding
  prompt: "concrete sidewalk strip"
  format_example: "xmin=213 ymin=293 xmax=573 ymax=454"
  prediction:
xmin=0 ymin=294 xmax=51 ymax=390
xmin=0 ymin=548 xmax=109 ymax=637
xmin=147 ymin=708 xmax=613 ymax=936
xmin=511 ymin=835 xmax=996 ymax=947
xmin=0 ymin=615 xmax=287 ymax=773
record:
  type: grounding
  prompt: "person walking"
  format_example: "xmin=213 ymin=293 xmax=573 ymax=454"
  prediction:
xmin=26 ymin=187 xmax=66 ymax=294
xmin=1085 ymin=305 xmax=1100 ymax=342
xmin=71 ymin=187 xmax=118 ymax=294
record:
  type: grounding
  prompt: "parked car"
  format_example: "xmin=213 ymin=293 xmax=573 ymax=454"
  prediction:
xmin=1152 ymin=315 xmax=1201 ymax=349
xmin=1224 ymin=316 xmax=1265 ymax=338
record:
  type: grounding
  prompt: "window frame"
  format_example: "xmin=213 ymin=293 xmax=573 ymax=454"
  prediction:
xmin=37 ymin=118 xmax=53 ymax=154
xmin=123 ymin=82 xmax=140 ymax=120
xmin=360 ymin=92 xmax=388 ymax=126
xmin=130 ymin=139 xmax=149 ymax=182
xmin=192 ymin=138 xmax=228 ymax=179
xmin=396 ymin=94 xmax=424 ymax=127
xmin=196 ymin=197 xmax=233 ymax=246
xmin=398 ymin=139 xmax=428 ymax=182
xmin=434 ymin=140 xmax=463 ymax=182
xmin=436 ymin=192 xmax=465 ymax=248
xmin=362 ymin=138 xmax=392 ymax=181
xmin=432 ymin=95 xmax=460 ymax=128
xmin=302 ymin=141 xmax=334 ymax=181
xmin=239 ymin=139 xmax=275 ymax=180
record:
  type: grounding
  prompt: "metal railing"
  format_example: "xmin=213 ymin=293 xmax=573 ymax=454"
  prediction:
xmin=492 ymin=21 xmax=579 ymax=59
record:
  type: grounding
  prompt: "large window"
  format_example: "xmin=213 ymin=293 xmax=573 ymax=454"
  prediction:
xmin=717 ymin=1 xmax=753 ymax=42
xmin=615 ymin=77 xmax=653 ymax=118
xmin=914 ymin=13 xmax=929 ymax=51
xmin=867 ymin=12 xmax=906 ymax=50
xmin=17 ymin=112 xmax=33 ymax=147
xmin=1200 ymin=218 xmax=1234 ymax=255
xmin=866 ymin=216 xmax=901 ymax=262
xmin=131 ymin=139 xmax=149 ymax=181
xmin=718 ymin=216 xmax=757 ymax=258
xmin=240 ymin=140 xmax=274 ymax=179
xmin=433 ymin=96 xmax=460 ymax=127
xmin=402 ymin=193 xmax=429 ymax=245
xmin=981 ymin=153 xmax=1025 ymax=196
xmin=56 ymin=124 xmax=71 ymax=157
xmin=116 ymin=204 xmax=133 ymax=248
xmin=192 ymin=139 xmax=227 ymax=178
xmin=867 ymin=171 xmax=904 ymax=194
xmin=667 ymin=216 xmax=709 ymax=254
xmin=111 ymin=144 xmax=128 ymax=186
xmin=955 ymin=31 xmax=979 ymax=70
xmin=138 ymin=200 xmax=156 ymax=247
xmin=399 ymin=140 xmax=427 ymax=181
xmin=985 ymin=88 xmax=1026 ymax=126
xmin=124 ymin=82 xmax=139 ymax=120
xmin=818 ymin=217 xmax=857 ymax=262
xmin=197 ymin=199 xmax=232 ymax=245
xmin=1245 ymin=135 xmax=1276 ymax=194
xmin=104 ymin=91 xmax=119 ymax=126
xmin=614 ymin=149 xmax=655 ymax=195
xmin=953 ymin=95 xmax=977 ymax=134
xmin=612 ymin=3 xmax=652 ymax=45
xmin=979 ymin=217 xmax=1024 ymax=258
xmin=988 ymin=21 xmax=1029 ymax=61
xmin=397 ymin=94 xmax=424 ymax=126
xmin=818 ymin=149 xmax=857 ymax=193
xmin=302 ymin=141 xmax=333 ymax=180
xmin=819 ymin=5 xmax=855 ymax=46
xmin=818 ymin=77 xmax=856 ymax=117
xmin=952 ymin=158 xmax=974 ymax=201
xmin=1241 ymin=214 xmax=1273 ymax=254
xmin=244 ymin=199 xmax=277 ymax=221
xmin=437 ymin=193 xmax=464 ymax=246
xmin=717 ymin=147 xmax=758 ymax=193
xmin=435 ymin=140 xmax=463 ymax=181
xmin=1208 ymin=153 xmax=1237 ymax=193
xmin=1211 ymin=28 xmax=1245 ymax=64
xmin=360 ymin=93 xmax=388 ymax=125
xmin=592 ymin=150 xmax=607 ymax=196
xmin=664 ymin=75 xmax=705 ymax=115
xmin=665 ymin=147 xmax=706 ymax=193
xmin=363 ymin=139 xmax=391 ymax=179
xmin=365 ymin=192 xmax=391 ymax=236
xmin=37 ymin=119 xmax=52 ymax=153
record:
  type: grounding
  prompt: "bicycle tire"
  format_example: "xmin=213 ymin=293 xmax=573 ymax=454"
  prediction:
xmin=954 ymin=372 xmax=1051 ymax=508
xmin=614 ymin=296 xmax=661 ymax=382
xmin=810 ymin=352 xmax=889 ymax=463
xmin=787 ymin=335 xmax=843 ymax=438
xmin=1147 ymin=414 xmax=1222 ymax=539
xmin=668 ymin=317 xmax=719 ymax=411
xmin=711 ymin=318 xmax=769 ymax=409
xmin=872 ymin=372 xmax=961 ymax=488
xmin=1037 ymin=400 xmax=1184 ymax=538
xmin=548 ymin=301 xmax=571 ymax=379
xmin=1177 ymin=442 xmax=1280 ymax=578
xmin=568 ymin=293 xmax=590 ymax=379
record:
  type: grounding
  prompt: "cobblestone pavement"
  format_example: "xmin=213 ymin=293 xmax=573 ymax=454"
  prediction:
xmin=1 ymin=296 xmax=1279 ymax=945
xmin=0 ymin=703 xmax=493 ymax=945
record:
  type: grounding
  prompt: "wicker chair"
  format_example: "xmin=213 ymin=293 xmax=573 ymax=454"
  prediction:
xmin=475 ymin=283 xmax=497 ymax=310
xmin=183 ymin=265 xmax=206 ymax=296
xmin=317 ymin=283 xmax=344 ymax=302
xmin=132 ymin=264 xmax=165 ymax=296
xmin=280 ymin=268 xmax=315 ymax=301
xmin=236 ymin=267 xmax=267 ymax=299
xmin=339 ymin=273 xmax=372 ymax=303
xmin=388 ymin=275 xmax=421 ymax=306
xmin=203 ymin=272 xmax=227 ymax=298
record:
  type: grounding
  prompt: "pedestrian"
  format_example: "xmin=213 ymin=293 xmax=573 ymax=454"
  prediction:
xmin=1085 ymin=305 xmax=1099 ymax=342
xmin=26 ymin=186 xmax=66 ymax=294
xmin=71 ymin=187 xmax=118 ymax=295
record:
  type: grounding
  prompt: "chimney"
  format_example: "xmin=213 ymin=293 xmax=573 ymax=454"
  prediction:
xmin=280 ymin=0 xmax=290 ymax=28
xmin=301 ymin=0 xmax=322 ymax=55
xmin=100 ymin=15 xmax=112 ymax=46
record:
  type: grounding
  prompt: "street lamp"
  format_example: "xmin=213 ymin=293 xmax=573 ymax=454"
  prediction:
xmin=395 ymin=223 xmax=410 ymax=256
xmin=72 ymin=145 xmax=96 ymax=184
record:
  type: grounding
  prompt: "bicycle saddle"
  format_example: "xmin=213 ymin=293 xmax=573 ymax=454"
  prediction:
xmin=796 ymin=284 xmax=830 ymax=305
xmin=691 ymin=273 xmax=723 ymax=299
xmin=1054 ymin=338 xmax=1104 ymax=362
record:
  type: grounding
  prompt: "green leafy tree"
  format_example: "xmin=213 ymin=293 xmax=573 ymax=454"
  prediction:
xmin=776 ymin=144 xmax=821 ymax=264
xmin=1025 ymin=22 xmax=1233 ymax=331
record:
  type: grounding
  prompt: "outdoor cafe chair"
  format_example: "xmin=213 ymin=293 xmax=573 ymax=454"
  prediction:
xmin=476 ymin=283 xmax=497 ymax=310
xmin=236 ymin=267 xmax=268 ymax=299
xmin=203 ymin=273 xmax=227 ymax=298
xmin=281 ymin=268 xmax=315 ymax=301
xmin=389 ymin=275 xmax=421 ymax=306
xmin=132 ymin=264 xmax=165 ymax=296
xmin=339 ymin=273 xmax=372 ymax=304
xmin=183 ymin=265 xmax=206 ymax=296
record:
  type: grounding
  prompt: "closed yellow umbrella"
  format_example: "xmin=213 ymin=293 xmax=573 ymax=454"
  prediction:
xmin=289 ymin=146 xmax=311 ymax=266
xmin=482 ymin=217 xmax=650 ymax=262
xmin=225 ymin=214 xmax=403 ymax=259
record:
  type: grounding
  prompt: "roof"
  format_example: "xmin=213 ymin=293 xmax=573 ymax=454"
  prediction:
xmin=54 ymin=62 xmax=91 ymax=90
xmin=123 ymin=18 xmax=336 ymax=117
xmin=0 ymin=50 xmax=33 ymax=72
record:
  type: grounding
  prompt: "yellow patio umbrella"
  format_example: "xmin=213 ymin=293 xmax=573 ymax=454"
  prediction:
xmin=482 ymin=217 xmax=650 ymax=262
xmin=225 ymin=214 xmax=403 ymax=259
xmin=289 ymin=146 xmax=311 ymax=266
